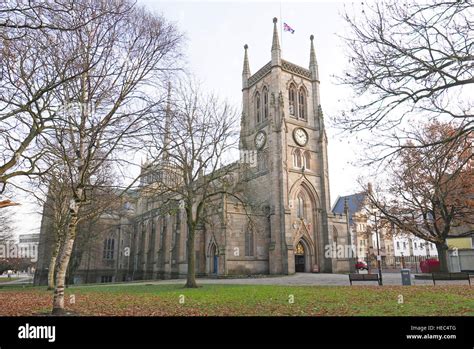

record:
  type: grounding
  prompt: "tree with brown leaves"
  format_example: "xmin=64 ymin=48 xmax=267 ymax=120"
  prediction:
xmin=366 ymin=121 xmax=473 ymax=272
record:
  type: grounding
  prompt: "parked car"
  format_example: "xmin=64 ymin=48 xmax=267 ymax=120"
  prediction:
xmin=355 ymin=261 xmax=368 ymax=270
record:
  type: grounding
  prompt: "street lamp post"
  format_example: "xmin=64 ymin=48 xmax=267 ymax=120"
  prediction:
xmin=374 ymin=211 xmax=383 ymax=285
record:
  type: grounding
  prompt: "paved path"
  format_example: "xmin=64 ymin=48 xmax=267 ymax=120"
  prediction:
xmin=0 ymin=276 xmax=33 ymax=285
xmin=75 ymin=272 xmax=472 ymax=288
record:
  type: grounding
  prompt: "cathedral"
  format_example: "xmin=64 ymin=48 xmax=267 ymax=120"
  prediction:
xmin=35 ymin=18 xmax=352 ymax=285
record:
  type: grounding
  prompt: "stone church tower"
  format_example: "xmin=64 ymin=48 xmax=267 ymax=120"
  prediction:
xmin=239 ymin=18 xmax=350 ymax=274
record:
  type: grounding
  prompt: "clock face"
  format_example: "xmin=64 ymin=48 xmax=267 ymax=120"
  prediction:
xmin=255 ymin=131 xmax=266 ymax=150
xmin=293 ymin=128 xmax=308 ymax=146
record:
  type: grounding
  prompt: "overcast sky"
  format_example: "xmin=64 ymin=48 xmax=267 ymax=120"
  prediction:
xmin=14 ymin=0 xmax=366 ymax=237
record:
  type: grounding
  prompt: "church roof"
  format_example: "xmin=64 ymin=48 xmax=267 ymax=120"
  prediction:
xmin=247 ymin=59 xmax=312 ymax=87
xmin=332 ymin=192 xmax=366 ymax=225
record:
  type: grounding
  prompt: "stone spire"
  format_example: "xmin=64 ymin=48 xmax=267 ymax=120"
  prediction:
xmin=163 ymin=81 xmax=171 ymax=161
xmin=242 ymin=44 xmax=251 ymax=89
xmin=309 ymin=35 xmax=319 ymax=81
xmin=271 ymin=17 xmax=281 ymax=66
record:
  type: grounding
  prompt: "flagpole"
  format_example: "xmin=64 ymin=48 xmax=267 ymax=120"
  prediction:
xmin=280 ymin=0 xmax=283 ymax=49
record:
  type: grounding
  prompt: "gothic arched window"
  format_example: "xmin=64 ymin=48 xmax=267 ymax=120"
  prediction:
xmin=293 ymin=149 xmax=302 ymax=168
xmin=255 ymin=92 xmax=261 ymax=123
xmin=103 ymin=238 xmax=115 ymax=260
xmin=263 ymin=86 xmax=269 ymax=119
xmin=333 ymin=226 xmax=338 ymax=247
xmin=304 ymin=151 xmax=311 ymax=170
xmin=297 ymin=193 xmax=306 ymax=219
xmin=245 ymin=230 xmax=254 ymax=256
xmin=288 ymin=84 xmax=296 ymax=117
xmin=298 ymin=87 xmax=306 ymax=120
xmin=257 ymin=150 xmax=268 ymax=172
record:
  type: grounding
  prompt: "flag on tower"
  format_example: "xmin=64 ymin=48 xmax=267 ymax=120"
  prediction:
xmin=283 ymin=22 xmax=295 ymax=34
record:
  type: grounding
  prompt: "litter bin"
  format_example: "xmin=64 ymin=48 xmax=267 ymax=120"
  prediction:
xmin=401 ymin=269 xmax=411 ymax=286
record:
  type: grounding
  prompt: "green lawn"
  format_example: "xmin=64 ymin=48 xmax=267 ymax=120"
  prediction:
xmin=0 ymin=283 xmax=472 ymax=316
xmin=0 ymin=277 xmax=21 ymax=283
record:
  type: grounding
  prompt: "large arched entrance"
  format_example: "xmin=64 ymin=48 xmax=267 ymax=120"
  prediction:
xmin=295 ymin=241 xmax=306 ymax=272
xmin=290 ymin=181 xmax=320 ymax=273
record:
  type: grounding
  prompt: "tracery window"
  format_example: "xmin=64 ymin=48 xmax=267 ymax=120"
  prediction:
xmin=298 ymin=87 xmax=306 ymax=120
xmin=293 ymin=149 xmax=302 ymax=168
xmin=255 ymin=92 xmax=261 ymax=123
xmin=304 ymin=151 xmax=311 ymax=170
xmin=288 ymin=84 xmax=297 ymax=117
xmin=297 ymin=193 xmax=306 ymax=219
xmin=263 ymin=86 xmax=269 ymax=119
xmin=245 ymin=230 xmax=254 ymax=256
xmin=103 ymin=238 xmax=115 ymax=260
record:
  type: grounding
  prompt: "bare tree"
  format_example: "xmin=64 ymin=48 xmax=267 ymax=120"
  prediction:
xmin=336 ymin=1 xmax=473 ymax=162
xmin=26 ymin=0 xmax=183 ymax=314
xmin=143 ymin=81 xmax=239 ymax=288
xmin=0 ymin=0 xmax=123 ymax=33
xmin=365 ymin=121 xmax=473 ymax=272
xmin=0 ymin=0 xmax=133 ymax=193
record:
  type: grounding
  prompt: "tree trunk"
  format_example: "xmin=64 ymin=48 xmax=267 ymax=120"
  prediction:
xmin=185 ymin=227 xmax=198 ymax=288
xmin=52 ymin=215 xmax=78 ymax=315
xmin=47 ymin=237 xmax=62 ymax=290
xmin=436 ymin=242 xmax=449 ymax=273
xmin=47 ymin=254 xmax=57 ymax=291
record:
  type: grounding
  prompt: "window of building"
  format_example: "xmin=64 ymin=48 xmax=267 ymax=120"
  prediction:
xmin=103 ymin=238 xmax=115 ymax=260
xmin=303 ymin=151 xmax=311 ymax=170
xmin=257 ymin=150 xmax=268 ymax=172
xmin=255 ymin=92 xmax=261 ymax=123
xmin=263 ymin=87 xmax=269 ymax=119
xmin=293 ymin=149 xmax=302 ymax=168
xmin=289 ymin=84 xmax=296 ymax=116
xmin=298 ymin=87 xmax=306 ymax=120
xmin=396 ymin=241 xmax=400 ymax=249
xmin=245 ymin=230 xmax=254 ymax=257
xmin=296 ymin=193 xmax=306 ymax=219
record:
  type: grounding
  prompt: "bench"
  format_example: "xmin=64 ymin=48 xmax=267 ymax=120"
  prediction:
xmin=432 ymin=272 xmax=471 ymax=286
xmin=349 ymin=273 xmax=381 ymax=285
